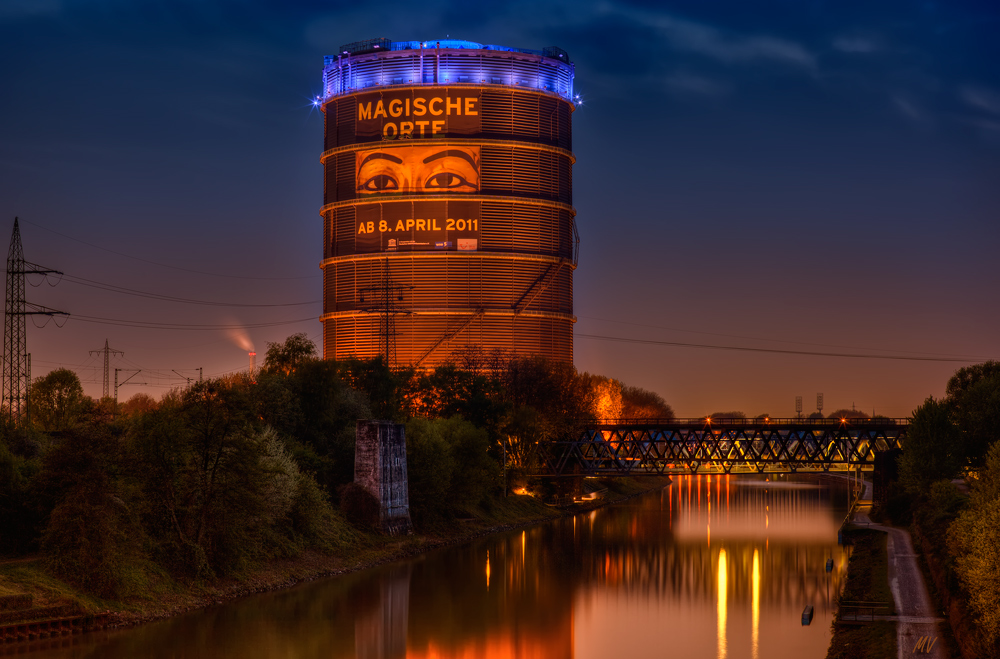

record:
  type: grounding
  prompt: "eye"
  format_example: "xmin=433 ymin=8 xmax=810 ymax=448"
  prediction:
xmin=359 ymin=174 xmax=398 ymax=191
xmin=425 ymin=173 xmax=473 ymax=189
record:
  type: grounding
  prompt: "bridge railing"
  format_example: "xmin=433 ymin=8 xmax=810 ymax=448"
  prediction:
xmin=547 ymin=418 xmax=908 ymax=476
xmin=589 ymin=417 xmax=910 ymax=427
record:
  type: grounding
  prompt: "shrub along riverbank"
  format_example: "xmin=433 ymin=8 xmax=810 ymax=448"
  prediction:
xmin=1 ymin=465 xmax=667 ymax=630
xmin=0 ymin=334 xmax=677 ymax=628
xmin=876 ymin=361 xmax=1000 ymax=659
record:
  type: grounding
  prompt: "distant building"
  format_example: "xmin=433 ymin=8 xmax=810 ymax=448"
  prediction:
xmin=318 ymin=39 xmax=578 ymax=367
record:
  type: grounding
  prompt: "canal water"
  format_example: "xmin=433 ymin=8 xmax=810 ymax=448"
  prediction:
xmin=23 ymin=474 xmax=851 ymax=659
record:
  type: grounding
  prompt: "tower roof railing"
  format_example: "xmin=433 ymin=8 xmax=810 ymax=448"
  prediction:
xmin=333 ymin=38 xmax=570 ymax=64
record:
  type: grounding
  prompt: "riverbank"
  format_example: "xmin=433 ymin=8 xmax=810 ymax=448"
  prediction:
xmin=0 ymin=476 xmax=669 ymax=638
xmin=825 ymin=526 xmax=896 ymax=659
xmin=825 ymin=488 xmax=949 ymax=659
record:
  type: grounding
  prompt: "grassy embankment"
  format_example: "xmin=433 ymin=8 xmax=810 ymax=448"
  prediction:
xmin=826 ymin=527 xmax=896 ymax=659
xmin=0 ymin=476 xmax=667 ymax=630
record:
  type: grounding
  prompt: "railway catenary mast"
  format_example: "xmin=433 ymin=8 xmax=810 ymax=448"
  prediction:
xmin=319 ymin=38 xmax=578 ymax=367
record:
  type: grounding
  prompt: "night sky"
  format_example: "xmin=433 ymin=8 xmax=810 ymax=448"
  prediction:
xmin=1 ymin=0 xmax=997 ymax=417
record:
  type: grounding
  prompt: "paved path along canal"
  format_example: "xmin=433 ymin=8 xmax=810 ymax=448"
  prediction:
xmin=853 ymin=490 xmax=946 ymax=658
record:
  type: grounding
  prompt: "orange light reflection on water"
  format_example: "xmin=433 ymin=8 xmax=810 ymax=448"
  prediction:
xmin=717 ymin=548 xmax=728 ymax=659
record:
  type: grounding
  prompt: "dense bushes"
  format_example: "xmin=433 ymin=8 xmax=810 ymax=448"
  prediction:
xmin=405 ymin=417 xmax=497 ymax=527
xmin=880 ymin=361 xmax=1000 ymax=658
xmin=0 ymin=333 xmax=675 ymax=600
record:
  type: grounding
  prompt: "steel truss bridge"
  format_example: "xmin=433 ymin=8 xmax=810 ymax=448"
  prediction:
xmin=551 ymin=418 xmax=907 ymax=476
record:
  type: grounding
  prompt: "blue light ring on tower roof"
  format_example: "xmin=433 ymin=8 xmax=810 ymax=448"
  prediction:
xmin=322 ymin=48 xmax=575 ymax=101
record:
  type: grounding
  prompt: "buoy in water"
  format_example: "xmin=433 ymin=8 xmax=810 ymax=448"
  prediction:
xmin=802 ymin=604 xmax=814 ymax=625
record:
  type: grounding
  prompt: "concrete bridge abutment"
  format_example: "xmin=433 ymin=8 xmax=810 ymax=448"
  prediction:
xmin=355 ymin=420 xmax=412 ymax=535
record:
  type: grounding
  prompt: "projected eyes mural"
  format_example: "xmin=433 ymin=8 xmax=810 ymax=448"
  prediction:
xmin=355 ymin=146 xmax=480 ymax=194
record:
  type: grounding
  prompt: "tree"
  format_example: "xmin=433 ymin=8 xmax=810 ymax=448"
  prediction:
xmin=621 ymin=386 xmax=674 ymax=420
xmin=28 ymin=368 xmax=89 ymax=432
xmin=708 ymin=411 xmax=746 ymax=421
xmin=898 ymin=397 xmax=964 ymax=495
xmin=0 ymin=440 xmax=40 ymax=555
xmin=946 ymin=361 xmax=1000 ymax=401
xmin=588 ymin=376 xmax=623 ymax=421
xmin=949 ymin=442 xmax=1000 ymax=651
xmin=262 ymin=333 xmax=318 ymax=375
xmin=827 ymin=408 xmax=871 ymax=420
xmin=405 ymin=417 xmax=455 ymax=528
xmin=36 ymin=426 xmax=145 ymax=598
xmin=947 ymin=369 xmax=1000 ymax=469
xmin=404 ymin=416 xmax=498 ymax=528
xmin=127 ymin=377 xmax=273 ymax=577
xmin=256 ymin=358 xmax=371 ymax=496
xmin=121 ymin=392 xmax=157 ymax=417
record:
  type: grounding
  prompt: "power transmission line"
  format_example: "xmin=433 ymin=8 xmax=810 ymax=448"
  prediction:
xmin=575 ymin=333 xmax=987 ymax=363
xmin=60 ymin=274 xmax=320 ymax=307
xmin=577 ymin=315 xmax=983 ymax=360
xmin=20 ymin=218 xmax=319 ymax=281
xmin=66 ymin=314 xmax=316 ymax=331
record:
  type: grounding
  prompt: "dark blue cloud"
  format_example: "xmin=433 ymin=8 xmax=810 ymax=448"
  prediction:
xmin=0 ymin=0 xmax=996 ymax=414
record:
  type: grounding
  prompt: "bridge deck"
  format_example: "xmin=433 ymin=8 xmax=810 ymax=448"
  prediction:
xmin=551 ymin=418 xmax=907 ymax=475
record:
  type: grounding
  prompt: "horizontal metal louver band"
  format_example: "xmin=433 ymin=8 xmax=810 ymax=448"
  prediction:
xmin=320 ymin=251 xmax=573 ymax=266
xmin=322 ymin=313 xmax=574 ymax=367
xmin=321 ymin=309 xmax=576 ymax=321
xmin=320 ymin=138 xmax=575 ymax=163
xmin=320 ymin=195 xmax=574 ymax=214
xmin=322 ymin=254 xmax=573 ymax=314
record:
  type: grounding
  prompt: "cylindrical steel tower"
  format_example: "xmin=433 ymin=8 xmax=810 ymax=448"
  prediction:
xmin=319 ymin=38 xmax=577 ymax=367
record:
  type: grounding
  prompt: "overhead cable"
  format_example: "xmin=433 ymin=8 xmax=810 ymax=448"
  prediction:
xmin=575 ymin=333 xmax=987 ymax=363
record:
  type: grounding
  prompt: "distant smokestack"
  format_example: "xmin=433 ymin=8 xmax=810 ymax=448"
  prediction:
xmin=249 ymin=351 xmax=256 ymax=374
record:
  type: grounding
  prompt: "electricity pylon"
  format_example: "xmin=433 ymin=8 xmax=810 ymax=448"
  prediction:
xmin=2 ymin=218 xmax=68 ymax=426
xmin=358 ymin=259 xmax=413 ymax=368
xmin=90 ymin=339 xmax=123 ymax=399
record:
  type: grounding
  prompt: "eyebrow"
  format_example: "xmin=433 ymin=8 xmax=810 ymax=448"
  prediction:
xmin=422 ymin=150 xmax=478 ymax=169
xmin=359 ymin=152 xmax=404 ymax=168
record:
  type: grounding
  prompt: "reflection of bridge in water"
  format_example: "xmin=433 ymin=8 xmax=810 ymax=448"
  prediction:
xmin=563 ymin=478 xmax=846 ymax=609
xmin=363 ymin=477 xmax=848 ymax=658
xmin=553 ymin=418 xmax=907 ymax=475
xmin=579 ymin=541 xmax=840 ymax=612
xmin=355 ymin=476 xmax=849 ymax=658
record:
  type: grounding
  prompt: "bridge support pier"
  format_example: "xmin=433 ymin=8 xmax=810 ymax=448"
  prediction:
xmin=355 ymin=420 xmax=412 ymax=535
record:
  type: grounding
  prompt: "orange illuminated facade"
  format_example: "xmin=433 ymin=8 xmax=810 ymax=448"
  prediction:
xmin=319 ymin=38 xmax=578 ymax=366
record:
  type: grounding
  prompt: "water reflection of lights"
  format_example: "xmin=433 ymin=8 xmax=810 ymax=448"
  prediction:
xmin=672 ymin=475 xmax=838 ymax=542
xmin=717 ymin=548 xmax=728 ymax=659
xmin=486 ymin=550 xmax=490 ymax=590
xmin=752 ymin=549 xmax=760 ymax=659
